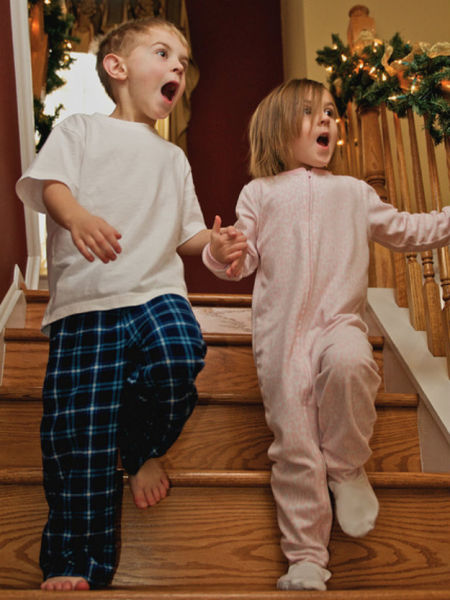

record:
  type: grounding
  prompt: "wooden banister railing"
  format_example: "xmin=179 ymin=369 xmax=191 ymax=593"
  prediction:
xmin=335 ymin=6 xmax=450 ymax=376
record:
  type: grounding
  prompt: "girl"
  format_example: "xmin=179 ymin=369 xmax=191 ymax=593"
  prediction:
xmin=203 ymin=78 xmax=450 ymax=591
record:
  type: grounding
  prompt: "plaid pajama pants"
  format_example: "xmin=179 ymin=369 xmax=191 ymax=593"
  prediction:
xmin=39 ymin=294 xmax=206 ymax=587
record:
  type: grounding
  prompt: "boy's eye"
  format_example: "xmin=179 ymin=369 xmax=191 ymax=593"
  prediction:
xmin=304 ymin=106 xmax=312 ymax=115
xmin=157 ymin=49 xmax=167 ymax=58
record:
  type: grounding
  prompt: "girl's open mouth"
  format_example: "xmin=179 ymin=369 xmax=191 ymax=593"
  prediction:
xmin=161 ymin=81 xmax=179 ymax=102
xmin=317 ymin=134 xmax=329 ymax=147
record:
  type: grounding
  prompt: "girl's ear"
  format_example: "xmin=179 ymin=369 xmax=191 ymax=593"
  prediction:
xmin=103 ymin=53 xmax=127 ymax=81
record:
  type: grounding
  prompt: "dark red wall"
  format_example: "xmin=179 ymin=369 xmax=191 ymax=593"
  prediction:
xmin=184 ymin=0 xmax=283 ymax=294
xmin=0 ymin=2 xmax=27 ymax=300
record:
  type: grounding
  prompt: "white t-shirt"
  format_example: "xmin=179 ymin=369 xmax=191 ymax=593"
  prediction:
xmin=16 ymin=113 xmax=206 ymax=333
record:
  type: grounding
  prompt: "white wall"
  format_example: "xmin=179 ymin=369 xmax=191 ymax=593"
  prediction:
xmin=281 ymin=0 xmax=450 ymax=83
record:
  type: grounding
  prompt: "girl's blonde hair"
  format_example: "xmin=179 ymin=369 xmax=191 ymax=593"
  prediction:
xmin=96 ymin=17 xmax=189 ymax=102
xmin=249 ymin=78 xmax=334 ymax=179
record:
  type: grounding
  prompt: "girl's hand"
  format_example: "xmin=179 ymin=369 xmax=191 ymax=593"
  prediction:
xmin=210 ymin=215 xmax=247 ymax=272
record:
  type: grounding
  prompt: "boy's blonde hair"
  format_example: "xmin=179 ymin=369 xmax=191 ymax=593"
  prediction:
xmin=96 ymin=17 xmax=189 ymax=102
xmin=249 ymin=78 xmax=335 ymax=179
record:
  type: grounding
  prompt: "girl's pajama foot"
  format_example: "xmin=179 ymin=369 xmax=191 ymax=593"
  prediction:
xmin=329 ymin=468 xmax=379 ymax=537
xmin=277 ymin=560 xmax=331 ymax=591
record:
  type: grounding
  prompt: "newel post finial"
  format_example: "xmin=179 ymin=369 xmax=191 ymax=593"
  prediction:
xmin=347 ymin=4 xmax=376 ymax=52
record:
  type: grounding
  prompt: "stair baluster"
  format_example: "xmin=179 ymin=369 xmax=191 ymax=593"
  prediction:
xmin=380 ymin=103 xmax=408 ymax=307
xmin=393 ymin=112 xmax=427 ymax=330
xmin=407 ymin=109 xmax=446 ymax=355
xmin=425 ymin=126 xmax=450 ymax=372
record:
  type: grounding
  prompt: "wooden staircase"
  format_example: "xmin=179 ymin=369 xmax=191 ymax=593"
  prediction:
xmin=1 ymin=291 xmax=450 ymax=599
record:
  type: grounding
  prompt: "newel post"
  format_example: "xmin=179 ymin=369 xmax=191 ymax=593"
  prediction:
xmin=347 ymin=5 xmax=394 ymax=287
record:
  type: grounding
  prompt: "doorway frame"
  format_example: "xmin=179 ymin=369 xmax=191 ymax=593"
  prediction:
xmin=10 ymin=0 xmax=41 ymax=290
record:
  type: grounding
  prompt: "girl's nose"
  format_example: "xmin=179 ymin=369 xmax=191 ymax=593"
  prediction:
xmin=172 ymin=59 xmax=184 ymax=73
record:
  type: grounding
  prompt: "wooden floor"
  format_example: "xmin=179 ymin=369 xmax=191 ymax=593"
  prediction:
xmin=1 ymin=291 xmax=450 ymax=599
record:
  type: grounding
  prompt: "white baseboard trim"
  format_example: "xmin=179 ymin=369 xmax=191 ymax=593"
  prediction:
xmin=25 ymin=254 xmax=41 ymax=290
xmin=367 ymin=287 xmax=450 ymax=445
xmin=0 ymin=266 xmax=26 ymax=385
xmin=0 ymin=266 xmax=26 ymax=331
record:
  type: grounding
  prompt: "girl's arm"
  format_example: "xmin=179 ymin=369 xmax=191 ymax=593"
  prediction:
xmin=203 ymin=186 xmax=260 ymax=281
xmin=367 ymin=183 xmax=450 ymax=251
xmin=43 ymin=180 xmax=122 ymax=263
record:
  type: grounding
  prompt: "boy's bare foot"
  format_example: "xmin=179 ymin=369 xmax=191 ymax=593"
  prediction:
xmin=128 ymin=457 xmax=170 ymax=509
xmin=41 ymin=576 xmax=90 ymax=591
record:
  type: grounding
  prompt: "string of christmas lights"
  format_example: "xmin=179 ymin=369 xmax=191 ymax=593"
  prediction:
xmin=316 ymin=33 xmax=450 ymax=144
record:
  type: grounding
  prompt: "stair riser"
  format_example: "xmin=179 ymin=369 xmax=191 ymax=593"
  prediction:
xmin=2 ymin=342 xmax=385 ymax=393
xmin=1 ymin=483 xmax=450 ymax=590
xmin=0 ymin=402 xmax=420 ymax=472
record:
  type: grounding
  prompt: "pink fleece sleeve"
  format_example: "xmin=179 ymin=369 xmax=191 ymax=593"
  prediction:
xmin=201 ymin=243 xmax=231 ymax=280
xmin=202 ymin=183 xmax=260 ymax=281
xmin=366 ymin=183 xmax=450 ymax=252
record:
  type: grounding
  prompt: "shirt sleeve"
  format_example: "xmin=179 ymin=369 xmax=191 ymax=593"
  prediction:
xmin=178 ymin=156 xmax=206 ymax=245
xmin=15 ymin=116 xmax=85 ymax=214
xmin=202 ymin=182 xmax=260 ymax=281
xmin=366 ymin=181 xmax=450 ymax=252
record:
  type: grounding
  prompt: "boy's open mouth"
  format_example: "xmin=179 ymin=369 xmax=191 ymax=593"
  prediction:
xmin=317 ymin=134 xmax=329 ymax=147
xmin=161 ymin=81 xmax=179 ymax=102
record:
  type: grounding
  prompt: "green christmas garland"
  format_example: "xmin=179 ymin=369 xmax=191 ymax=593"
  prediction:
xmin=29 ymin=0 xmax=76 ymax=150
xmin=316 ymin=33 xmax=450 ymax=144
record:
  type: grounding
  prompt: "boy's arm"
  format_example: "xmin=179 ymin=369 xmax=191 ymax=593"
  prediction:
xmin=43 ymin=180 xmax=122 ymax=263
xmin=176 ymin=229 xmax=211 ymax=255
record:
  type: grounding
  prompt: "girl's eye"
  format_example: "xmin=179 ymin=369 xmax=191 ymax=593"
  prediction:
xmin=304 ymin=106 xmax=312 ymax=115
xmin=325 ymin=108 xmax=334 ymax=117
xmin=157 ymin=49 xmax=167 ymax=58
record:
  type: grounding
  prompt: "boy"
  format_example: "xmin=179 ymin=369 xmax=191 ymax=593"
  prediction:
xmin=16 ymin=17 xmax=246 ymax=591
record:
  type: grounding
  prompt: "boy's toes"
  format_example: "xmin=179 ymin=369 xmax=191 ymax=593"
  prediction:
xmin=134 ymin=490 xmax=150 ymax=509
xmin=144 ymin=487 xmax=158 ymax=507
xmin=41 ymin=576 xmax=90 ymax=591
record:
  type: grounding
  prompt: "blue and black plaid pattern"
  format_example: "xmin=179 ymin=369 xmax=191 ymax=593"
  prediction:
xmin=40 ymin=294 xmax=206 ymax=587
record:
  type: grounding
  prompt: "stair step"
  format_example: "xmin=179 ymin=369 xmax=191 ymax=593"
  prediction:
xmin=1 ymin=470 xmax=450 ymax=591
xmin=2 ymin=589 xmax=450 ymax=600
xmin=3 ymin=291 xmax=431 ymax=597
xmin=23 ymin=290 xmax=254 ymax=307
xmin=0 ymin=387 xmax=419 ymax=406
xmin=1 ymin=330 xmax=386 ymax=392
xmin=20 ymin=291 xmax=255 ymax=331
xmin=0 ymin=467 xmax=448 ymax=489
xmin=0 ymin=392 xmax=420 ymax=472
xmin=4 ymin=328 xmax=385 ymax=349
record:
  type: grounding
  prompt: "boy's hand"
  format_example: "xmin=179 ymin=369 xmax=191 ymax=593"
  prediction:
xmin=70 ymin=207 xmax=122 ymax=263
xmin=210 ymin=215 xmax=247 ymax=278
xmin=43 ymin=180 xmax=122 ymax=264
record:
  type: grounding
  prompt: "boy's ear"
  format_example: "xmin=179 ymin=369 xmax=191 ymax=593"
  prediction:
xmin=103 ymin=53 xmax=127 ymax=81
